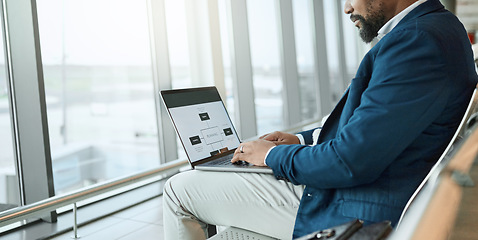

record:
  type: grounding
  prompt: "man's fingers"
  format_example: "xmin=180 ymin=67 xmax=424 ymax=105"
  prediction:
xmin=232 ymin=146 xmax=244 ymax=163
xmin=231 ymin=154 xmax=239 ymax=163
xmin=259 ymin=133 xmax=270 ymax=139
xmin=262 ymin=134 xmax=278 ymax=141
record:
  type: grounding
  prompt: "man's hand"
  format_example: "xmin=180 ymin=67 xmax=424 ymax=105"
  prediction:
xmin=259 ymin=131 xmax=300 ymax=145
xmin=231 ymin=139 xmax=275 ymax=166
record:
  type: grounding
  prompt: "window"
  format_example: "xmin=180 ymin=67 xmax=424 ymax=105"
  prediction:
xmin=0 ymin=18 xmax=19 ymax=211
xmin=217 ymin=0 xmax=236 ymax=121
xmin=37 ymin=0 xmax=160 ymax=194
xmin=165 ymin=0 xmax=192 ymax=89
xmin=323 ymin=1 xmax=343 ymax=102
xmin=0 ymin=0 xmax=378 ymax=235
xmin=292 ymin=0 xmax=319 ymax=121
xmin=247 ymin=0 xmax=283 ymax=135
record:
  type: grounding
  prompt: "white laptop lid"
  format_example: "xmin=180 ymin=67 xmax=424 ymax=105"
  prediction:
xmin=161 ymin=87 xmax=241 ymax=167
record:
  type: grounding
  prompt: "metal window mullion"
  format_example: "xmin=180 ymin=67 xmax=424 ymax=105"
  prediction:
xmin=147 ymin=0 xmax=178 ymax=163
xmin=0 ymin=0 xmax=20 ymax=205
xmin=225 ymin=0 xmax=257 ymax=139
xmin=334 ymin=0 xmax=349 ymax=91
xmin=276 ymin=0 xmax=301 ymax=127
xmin=1 ymin=0 xmax=56 ymax=222
xmin=311 ymin=0 xmax=332 ymax=117
xmin=185 ymin=0 xmax=213 ymax=87
xmin=207 ymin=0 xmax=227 ymax=100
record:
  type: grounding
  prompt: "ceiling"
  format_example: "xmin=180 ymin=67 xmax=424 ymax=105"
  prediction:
xmin=456 ymin=0 xmax=478 ymax=31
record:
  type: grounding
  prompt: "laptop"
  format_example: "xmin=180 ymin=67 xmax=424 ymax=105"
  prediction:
xmin=160 ymin=86 xmax=273 ymax=174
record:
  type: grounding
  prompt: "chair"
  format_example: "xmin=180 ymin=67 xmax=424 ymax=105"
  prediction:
xmin=390 ymin=85 xmax=478 ymax=239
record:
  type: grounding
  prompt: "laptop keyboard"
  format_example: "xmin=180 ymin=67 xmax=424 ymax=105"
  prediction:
xmin=205 ymin=154 xmax=251 ymax=166
xmin=214 ymin=155 xmax=234 ymax=165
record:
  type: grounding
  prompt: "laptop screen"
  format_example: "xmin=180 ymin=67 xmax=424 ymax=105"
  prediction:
xmin=161 ymin=87 xmax=241 ymax=163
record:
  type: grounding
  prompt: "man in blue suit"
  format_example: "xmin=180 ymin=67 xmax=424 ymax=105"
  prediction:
xmin=163 ymin=0 xmax=478 ymax=239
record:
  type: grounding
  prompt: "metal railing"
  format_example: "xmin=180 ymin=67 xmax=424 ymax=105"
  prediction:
xmin=0 ymin=159 xmax=186 ymax=228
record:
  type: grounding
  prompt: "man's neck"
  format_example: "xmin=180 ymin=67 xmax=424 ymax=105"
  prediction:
xmin=391 ymin=0 xmax=422 ymax=19
xmin=376 ymin=0 xmax=427 ymax=42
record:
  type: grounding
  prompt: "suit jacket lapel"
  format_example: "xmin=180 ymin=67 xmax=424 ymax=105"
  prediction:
xmin=317 ymin=72 xmax=372 ymax=144
xmin=318 ymin=89 xmax=349 ymax=143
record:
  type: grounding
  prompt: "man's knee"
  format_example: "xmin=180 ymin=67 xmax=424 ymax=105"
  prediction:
xmin=164 ymin=171 xmax=199 ymax=204
xmin=164 ymin=172 xmax=186 ymax=200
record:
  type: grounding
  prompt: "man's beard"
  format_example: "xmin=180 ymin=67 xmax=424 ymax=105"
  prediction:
xmin=352 ymin=7 xmax=386 ymax=43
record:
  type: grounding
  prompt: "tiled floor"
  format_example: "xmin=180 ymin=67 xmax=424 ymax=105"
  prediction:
xmin=49 ymin=196 xmax=164 ymax=240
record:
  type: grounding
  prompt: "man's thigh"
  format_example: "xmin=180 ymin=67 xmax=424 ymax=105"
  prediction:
xmin=166 ymin=170 xmax=304 ymax=238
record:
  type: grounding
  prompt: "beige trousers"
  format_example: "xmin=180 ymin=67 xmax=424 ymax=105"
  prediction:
xmin=163 ymin=170 xmax=305 ymax=240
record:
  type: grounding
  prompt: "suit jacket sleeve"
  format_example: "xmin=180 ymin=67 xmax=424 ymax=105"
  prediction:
xmin=266 ymin=29 xmax=450 ymax=188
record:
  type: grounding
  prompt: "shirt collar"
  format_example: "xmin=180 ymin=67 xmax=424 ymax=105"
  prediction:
xmin=376 ymin=0 xmax=427 ymax=41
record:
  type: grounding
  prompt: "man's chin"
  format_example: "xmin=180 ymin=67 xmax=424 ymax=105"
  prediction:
xmin=359 ymin=30 xmax=377 ymax=43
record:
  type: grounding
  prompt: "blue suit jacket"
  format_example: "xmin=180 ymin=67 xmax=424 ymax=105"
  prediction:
xmin=266 ymin=0 xmax=478 ymax=238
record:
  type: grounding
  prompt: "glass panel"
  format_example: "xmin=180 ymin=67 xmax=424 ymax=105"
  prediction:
xmin=165 ymin=0 xmax=192 ymax=89
xmin=164 ymin=0 xmax=193 ymax=159
xmin=0 ymin=18 xmax=20 ymax=211
xmin=217 ymin=0 xmax=235 ymax=123
xmin=247 ymin=0 xmax=283 ymax=135
xmin=37 ymin=0 xmax=160 ymax=195
xmin=292 ymin=0 xmax=319 ymax=121
xmin=323 ymin=1 xmax=343 ymax=102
